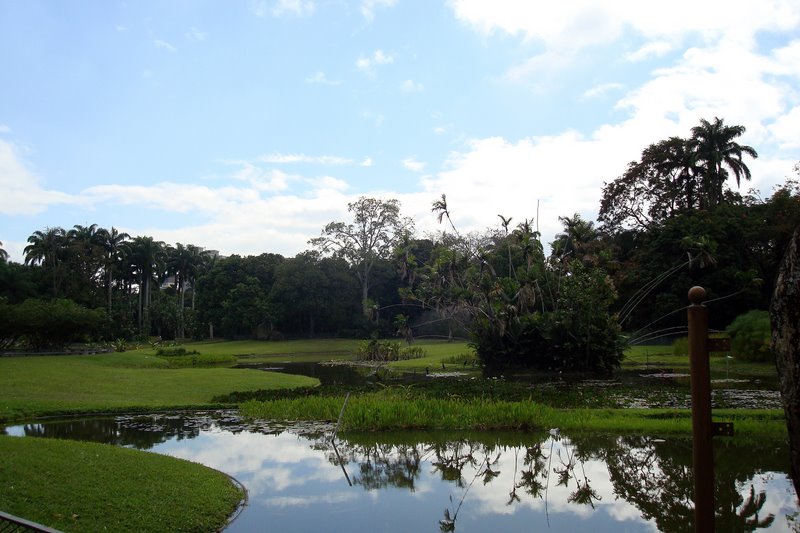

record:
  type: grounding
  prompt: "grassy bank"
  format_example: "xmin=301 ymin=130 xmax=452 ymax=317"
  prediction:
xmin=0 ymin=435 xmax=243 ymax=532
xmin=239 ymin=388 xmax=786 ymax=437
xmin=0 ymin=351 xmax=317 ymax=422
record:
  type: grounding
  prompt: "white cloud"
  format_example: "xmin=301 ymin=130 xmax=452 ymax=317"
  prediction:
xmin=272 ymin=0 xmax=315 ymax=17
xmin=402 ymin=157 xmax=426 ymax=172
xmin=115 ymin=25 xmax=127 ymax=32
xmin=305 ymin=71 xmax=341 ymax=86
xmin=258 ymin=153 xmax=361 ymax=165
xmin=360 ymin=157 xmax=373 ymax=167
xmin=153 ymin=39 xmax=177 ymax=52
xmin=400 ymin=79 xmax=424 ymax=92
xmin=626 ymin=41 xmax=674 ymax=62
xmin=770 ymin=106 xmax=800 ymax=149
xmin=356 ymin=49 xmax=394 ymax=74
xmin=185 ymin=27 xmax=208 ymax=41
xmin=0 ymin=140 xmax=84 ymax=216
xmin=452 ymin=1 xmax=800 ymax=82
xmin=451 ymin=1 xmax=800 ymax=47
xmin=418 ymin=133 xmax=626 ymax=244
xmin=0 ymin=124 xmax=10 ymax=134
xmin=230 ymin=164 xmax=293 ymax=192
xmin=582 ymin=82 xmax=623 ymax=99
xmin=433 ymin=126 xmax=447 ymax=135
xmin=360 ymin=0 xmax=396 ymax=22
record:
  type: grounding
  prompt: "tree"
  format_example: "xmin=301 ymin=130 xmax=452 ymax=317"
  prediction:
xmin=310 ymin=197 xmax=413 ymax=318
xmin=0 ymin=240 xmax=8 ymax=262
xmin=128 ymin=236 xmax=166 ymax=335
xmin=770 ymin=225 xmax=800 ymax=501
xmin=97 ymin=226 xmax=130 ymax=312
xmin=599 ymin=118 xmax=757 ymax=234
xmin=689 ymin=117 xmax=758 ymax=207
xmin=24 ymin=227 xmax=67 ymax=298
xmin=417 ymin=199 xmax=624 ymax=372
xmin=166 ymin=243 xmax=207 ymax=338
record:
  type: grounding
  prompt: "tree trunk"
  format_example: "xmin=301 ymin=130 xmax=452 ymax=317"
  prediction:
xmin=770 ymin=226 xmax=800 ymax=502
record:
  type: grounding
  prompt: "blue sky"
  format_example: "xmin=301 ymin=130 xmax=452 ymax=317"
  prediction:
xmin=1 ymin=0 xmax=799 ymax=262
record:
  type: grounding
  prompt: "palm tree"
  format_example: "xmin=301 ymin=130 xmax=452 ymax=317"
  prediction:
xmin=0 ymin=240 xmax=8 ymax=263
xmin=689 ymin=117 xmax=758 ymax=206
xmin=97 ymin=227 xmax=130 ymax=312
xmin=128 ymin=236 xmax=166 ymax=334
xmin=166 ymin=243 xmax=206 ymax=338
xmin=24 ymin=227 xmax=67 ymax=297
xmin=67 ymin=224 xmax=105 ymax=302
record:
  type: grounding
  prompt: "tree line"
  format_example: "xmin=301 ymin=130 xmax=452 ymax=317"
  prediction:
xmin=1 ymin=117 xmax=798 ymax=372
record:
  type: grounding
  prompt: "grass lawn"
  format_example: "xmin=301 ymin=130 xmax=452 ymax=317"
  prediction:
xmin=0 ymin=350 xmax=317 ymax=422
xmin=142 ymin=338 xmax=363 ymax=362
xmin=0 ymin=435 xmax=243 ymax=532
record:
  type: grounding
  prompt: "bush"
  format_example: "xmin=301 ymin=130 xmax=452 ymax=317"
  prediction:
xmin=671 ymin=337 xmax=688 ymax=356
xmin=726 ymin=310 xmax=772 ymax=362
xmin=357 ymin=337 xmax=426 ymax=361
xmin=0 ymin=298 xmax=105 ymax=350
xmin=155 ymin=346 xmax=200 ymax=357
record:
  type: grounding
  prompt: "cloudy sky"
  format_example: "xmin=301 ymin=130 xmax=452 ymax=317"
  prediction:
xmin=1 ymin=1 xmax=799 ymax=262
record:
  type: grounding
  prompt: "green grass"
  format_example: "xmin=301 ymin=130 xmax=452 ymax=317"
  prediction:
xmin=0 ymin=435 xmax=243 ymax=532
xmin=145 ymin=338 xmax=363 ymax=362
xmin=240 ymin=388 xmax=786 ymax=437
xmin=0 ymin=351 xmax=318 ymax=422
xmin=385 ymin=340 xmax=477 ymax=372
xmin=622 ymin=344 xmax=779 ymax=380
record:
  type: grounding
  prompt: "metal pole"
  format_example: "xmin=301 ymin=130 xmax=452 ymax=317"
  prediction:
xmin=688 ymin=286 xmax=714 ymax=532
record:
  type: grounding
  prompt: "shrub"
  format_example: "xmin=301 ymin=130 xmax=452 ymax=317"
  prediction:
xmin=726 ymin=310 xmax=772 ymax=362
xmin=155 ymin=346 xmax=200 ymax=357
xmin=357 ymin=337 xmax=426 ymax=361
xmin=671 ymin=337 xmax=688 ymax=356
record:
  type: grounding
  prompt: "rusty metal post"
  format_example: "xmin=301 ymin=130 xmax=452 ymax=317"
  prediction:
xmin=688 ymin=286 xmax=714 ymax=532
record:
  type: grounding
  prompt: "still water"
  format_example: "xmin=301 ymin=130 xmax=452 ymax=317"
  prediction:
xmin=4 ymin=411 xmax=798 ymax=532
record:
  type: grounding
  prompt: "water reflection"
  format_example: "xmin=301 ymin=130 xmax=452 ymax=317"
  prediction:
xmin=5 ymin=413 xmax=798 ymax=532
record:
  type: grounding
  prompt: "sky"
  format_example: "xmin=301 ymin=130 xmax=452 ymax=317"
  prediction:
xmin=1 ymin=1 xmax=799 ymax=263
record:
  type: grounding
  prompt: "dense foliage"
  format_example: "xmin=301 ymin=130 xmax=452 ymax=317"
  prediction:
xmin=726 ymin=310 xmax=772 ymax=362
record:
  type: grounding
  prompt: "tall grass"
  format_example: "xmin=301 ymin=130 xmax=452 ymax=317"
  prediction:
xmin=240 ymin=391 xmax=786 ymax=436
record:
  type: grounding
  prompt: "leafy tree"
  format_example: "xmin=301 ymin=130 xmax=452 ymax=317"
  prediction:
xmin=413 ymin=198 xmax=624 ymax=372
xmin=599 ymin=118 xmax=757 ymax=233
xmin=0 ymin=261 xmax=37 ymax=303
xmin=310 ymin=197 xmax=413 ymax=318
xmin=0 ymin=298 xmax=104 ymax=349
xmin=726 ymin=310 xmax=771 ymax=362
xmin=0 ymin=240 xmax=7 ymax=262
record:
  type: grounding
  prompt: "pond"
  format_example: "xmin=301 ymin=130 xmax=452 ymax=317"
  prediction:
xmin=4 ymin=411 xmax=798 ymax=532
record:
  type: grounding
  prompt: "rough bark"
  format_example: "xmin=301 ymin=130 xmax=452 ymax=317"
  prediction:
xmin=771 ymin=226 xmax=800 ymax=501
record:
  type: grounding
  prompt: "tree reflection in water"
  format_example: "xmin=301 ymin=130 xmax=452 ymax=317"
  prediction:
xmin=6 ymin=413 xmax=795 ymax=532
xmin=324 ymin=431 xmax=790 ymax=532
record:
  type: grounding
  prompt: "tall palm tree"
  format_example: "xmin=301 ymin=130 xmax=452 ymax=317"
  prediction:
xmin=24 ymin=227 xmax=67 ymax=297
xmin=689 ymin=117 xmax=758 ymax=206
xmin=128 ymin=236 xmax=166 ymax=334
xmin=97 ymin=227 xmax=130 ymax=312
xmin=0 ymin=240 xmax=8 ymax=262
xmin=166 ymin=243 xmax=207 ymax=338
xmin=67 ymin=224 xmax=105 ymax=302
